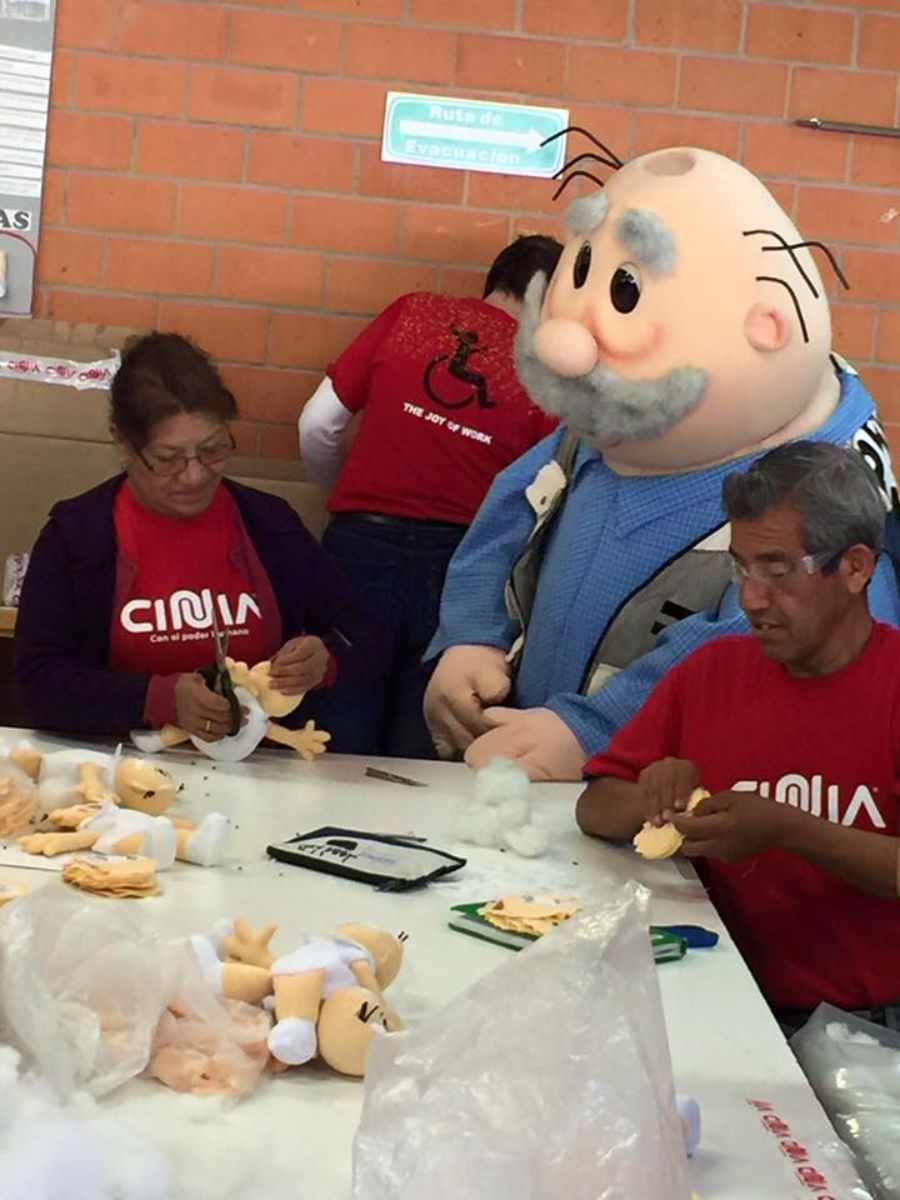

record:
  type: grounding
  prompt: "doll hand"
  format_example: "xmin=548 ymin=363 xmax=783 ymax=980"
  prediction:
xmin=464 ymin=707 xmax=586 ymax=782
xmin=264 ymin=720 xmax=331 ymax=761
xmin=175 ymin=672 xmax=240 ymax=740
xmin=423 ymin=645 xmax=511 ymax=759
xmin=269 ymin=636 xmax=330 ymax=694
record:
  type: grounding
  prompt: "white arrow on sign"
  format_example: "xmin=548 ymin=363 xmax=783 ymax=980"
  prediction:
xmin=398 ymin=120 xmax=546 ymax=154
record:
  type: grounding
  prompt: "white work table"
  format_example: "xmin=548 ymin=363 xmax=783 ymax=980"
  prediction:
xmin=0 ymin=730 xmax=868 ymax=1200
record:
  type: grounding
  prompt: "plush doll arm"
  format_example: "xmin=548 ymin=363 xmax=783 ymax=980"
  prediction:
xmin=74 ymin=762 xmax=118 ymax=805
xmin=264 ymin=719 xmax=331 ymax=761
xmin=20 ymin=829 xmax=99 ymax=856
xmin=425 ymin=427 xmax=567 ymax=662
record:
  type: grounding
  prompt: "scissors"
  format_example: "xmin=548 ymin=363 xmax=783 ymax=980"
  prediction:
xmin=199 ymin=608 xmax=241 ymax=736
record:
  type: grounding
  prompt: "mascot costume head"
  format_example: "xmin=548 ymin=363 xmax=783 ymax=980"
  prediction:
xmin=424 ymin=130 xmax=899 ymax=781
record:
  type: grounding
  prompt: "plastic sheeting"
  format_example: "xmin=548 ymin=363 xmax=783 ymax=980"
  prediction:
xmin=793 ymin=1004 xmax=900 ymax=1200
xmin=353 ymin=881 xmax=691 ymax=1200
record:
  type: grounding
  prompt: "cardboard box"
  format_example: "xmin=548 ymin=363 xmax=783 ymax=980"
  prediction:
xmin=0 ymin=318 xmax=327 ymax=571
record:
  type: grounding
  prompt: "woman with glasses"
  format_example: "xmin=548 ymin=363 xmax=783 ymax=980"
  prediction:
xmin=15 ymin=332 xmax=377 ymax=742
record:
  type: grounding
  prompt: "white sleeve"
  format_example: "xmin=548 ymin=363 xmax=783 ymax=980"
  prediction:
xmin=297 ymin=377 xmax=354 ymax=489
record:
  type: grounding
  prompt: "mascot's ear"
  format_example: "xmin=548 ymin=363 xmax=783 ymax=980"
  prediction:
xmin=744 ymin=302 xmax=791 ymax=352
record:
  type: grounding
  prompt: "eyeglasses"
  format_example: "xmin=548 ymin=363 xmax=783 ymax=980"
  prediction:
xmin=729 ymin=551 xmax=837 ymax=589
xmin=135 ymin=432 xmax=236 ymax=477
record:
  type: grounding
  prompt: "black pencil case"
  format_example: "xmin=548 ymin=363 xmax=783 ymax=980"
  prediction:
xmin=267 ymin=826 xmax=467 ymax=892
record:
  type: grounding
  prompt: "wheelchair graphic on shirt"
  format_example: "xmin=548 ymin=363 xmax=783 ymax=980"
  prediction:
xmin=423 ymin=326 xmax=496 ymax=411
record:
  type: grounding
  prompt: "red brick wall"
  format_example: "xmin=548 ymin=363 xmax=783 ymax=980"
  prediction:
xmin=38 ymin=0 xmax=899 ymax=464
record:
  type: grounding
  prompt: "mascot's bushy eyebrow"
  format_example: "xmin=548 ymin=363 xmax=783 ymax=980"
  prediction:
xmin=616 ymin=209 xmax=677 ymax=276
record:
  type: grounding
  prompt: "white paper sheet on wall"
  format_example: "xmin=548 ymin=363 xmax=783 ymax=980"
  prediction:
xmin=0 ymin=0 xmax=55 ymax=315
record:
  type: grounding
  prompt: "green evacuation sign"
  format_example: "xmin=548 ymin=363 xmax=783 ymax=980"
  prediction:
xmin=382 ymin=92 xmax=568 ymax=178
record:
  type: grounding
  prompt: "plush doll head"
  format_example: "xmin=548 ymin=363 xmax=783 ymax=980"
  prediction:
xmin=517 ymin=145 xmax=841 ymax=474
xmin=317 ymin=985 xmax=401 ymax=1077
xmin=226 ymin=658 xmax=303 ymax=719
xmin=114 ymin=758 xmax=176 ymax=816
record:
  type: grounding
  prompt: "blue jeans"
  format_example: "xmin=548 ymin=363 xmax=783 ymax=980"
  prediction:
xmin=316 ymin=512 xmax=467 ymax=758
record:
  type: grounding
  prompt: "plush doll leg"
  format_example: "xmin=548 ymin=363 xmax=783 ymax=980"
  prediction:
xmin=174 ymin=813 xmax=229 ymax=867
xmin=110 ymin=818 xmax=176 ymax=870
xmin=267 ymin=967 xmax=326 ymax=1066
xmin=19 ymin=830 xmax=99 ymax=856
xmin=190 ymin=934 xmax=273 ymax=1004
xmin=263 ymin=720 xmax=331 ymax=762
xmin=219 ymin=918 xmax=278 ymax=970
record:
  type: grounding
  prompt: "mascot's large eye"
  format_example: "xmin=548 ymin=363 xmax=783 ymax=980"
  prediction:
xmin=572 ymin=241 xmax=592 ymax=289
xmin=610 ymin=264 xmax=641 ymax=313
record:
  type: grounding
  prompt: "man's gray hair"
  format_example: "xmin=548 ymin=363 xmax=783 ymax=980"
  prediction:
xmin=722 ymin=441 xmax=886 ymax=562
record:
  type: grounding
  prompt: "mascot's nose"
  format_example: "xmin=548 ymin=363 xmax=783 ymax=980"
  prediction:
xmin=533 ymin=317 xmax=599 ymax=378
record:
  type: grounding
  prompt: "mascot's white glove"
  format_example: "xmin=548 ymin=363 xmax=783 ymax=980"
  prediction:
xmin=424 ymin=645 xmax=511 ymax=759
xmin=464 ymin=707 xmax=586 ymax=782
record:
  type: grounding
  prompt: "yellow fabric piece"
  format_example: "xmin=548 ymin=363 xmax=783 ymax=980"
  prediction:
xmin=479 ymin=895 xmax=582 ymax=936
xmin=62 ymin=854 xmax=159 ymax=898
xmin=0 ymin=774 xmax=38 ymax=837
xmin=633 ymin=788 xmax=709 ymax=860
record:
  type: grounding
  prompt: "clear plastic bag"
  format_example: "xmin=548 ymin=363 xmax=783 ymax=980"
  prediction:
xmin=0 ymin=888 xmax=273 ymax=1102
xmin=0 ymin=886 xmax=171 ymax=1097
xmin=149 ymin=939 xmax=272 ymax=1098
xmin=353 ymin=881 xmax=691 ymax=1200
xmin=792 ymin=1004 xmax=900 ymax=1200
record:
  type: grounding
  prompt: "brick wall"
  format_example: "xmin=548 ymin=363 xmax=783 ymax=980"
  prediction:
xmin=37 ymin=0 xmax=899 ymax=464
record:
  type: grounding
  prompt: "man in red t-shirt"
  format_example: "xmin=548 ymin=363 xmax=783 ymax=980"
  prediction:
xmin=298 ymin=235 xmax=562 ymax=758
xmin=577 ymin=441 xmax=900 ymax=1036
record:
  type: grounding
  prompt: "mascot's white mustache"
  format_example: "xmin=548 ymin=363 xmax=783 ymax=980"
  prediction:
xmin=514 ymin=276 xmax=707 ymax=445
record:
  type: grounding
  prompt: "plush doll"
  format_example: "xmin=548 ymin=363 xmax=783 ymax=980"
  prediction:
xmin=132 ymin=658 xmax=331 ymax=764
xmin=0 ymin=744 xmax=178 ymax=837
xmin=0 ymin=742 xmax=227 ymax=871
xmin=191 ymin=919 xmax=405 ymax=1077
xmin=425 ymin=137 xmax=900 ymax=781
xmin=18 ymin=802 xmax=228 ymax=870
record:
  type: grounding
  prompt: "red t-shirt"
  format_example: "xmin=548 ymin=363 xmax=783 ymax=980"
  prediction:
xmin=584 ymin=624 xmax=900 ymax=1011
xmin=109 ymin=481 xmax=270 ymax=676
xmin=327 ymin=292 xmax=557 ymax=525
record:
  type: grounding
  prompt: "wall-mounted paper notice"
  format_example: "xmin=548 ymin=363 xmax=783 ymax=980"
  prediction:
xmin=0 ymin=0 xmax=55 ymax=315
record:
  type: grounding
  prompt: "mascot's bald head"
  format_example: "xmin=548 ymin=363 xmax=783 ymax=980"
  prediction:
xmin=517 ymin=143 xmax=846 ymax=473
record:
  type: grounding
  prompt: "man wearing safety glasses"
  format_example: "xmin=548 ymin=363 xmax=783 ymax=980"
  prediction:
xmin=577 ymin=440 xmax=900 ymax=1036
